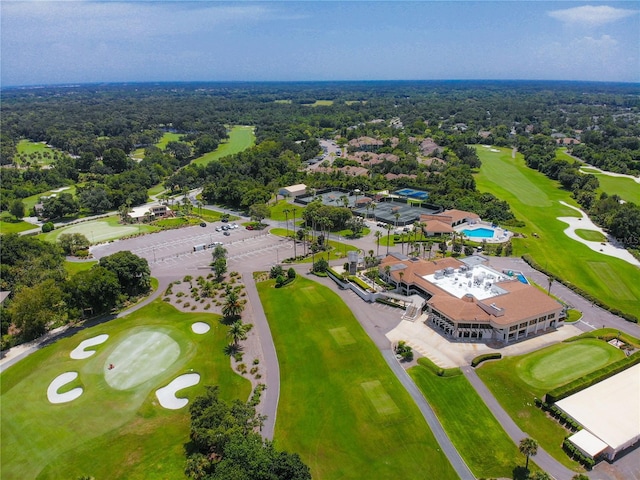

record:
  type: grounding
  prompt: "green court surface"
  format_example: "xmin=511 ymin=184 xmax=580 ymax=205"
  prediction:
xmin=257 ymin=276 xmax=457 ymax=480
xmin=0 ymin=300 xmax=250 ymax=480
xmin=474 ymin=145 xmax=640 ymax=320
xmin=41 ymin=215 xmax=157 ymax=244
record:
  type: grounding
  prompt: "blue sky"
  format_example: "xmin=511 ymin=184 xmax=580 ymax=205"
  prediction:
xmin=1 ymin=1 xmax=638 ymax=86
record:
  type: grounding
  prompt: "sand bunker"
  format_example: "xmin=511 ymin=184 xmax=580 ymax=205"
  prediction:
xmin=47 ymin=372 xmax=83 ymax=404
xmin=155 ymin=373 xmax=200 ymax=409
xmin=490 ymin=148 xmax=500 ymax=152
xmin=70 ymin=334 xmax=109 ymax=359
xmin=191 ymin=322 xmax=210 ymax=334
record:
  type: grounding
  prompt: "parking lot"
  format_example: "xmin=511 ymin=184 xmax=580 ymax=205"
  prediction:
xmin=91 ymin=221 xmax=293 ymax=275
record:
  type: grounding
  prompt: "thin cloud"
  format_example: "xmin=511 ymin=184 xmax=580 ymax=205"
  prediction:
xmin=548 ymin=5 xmax=638 ymax=27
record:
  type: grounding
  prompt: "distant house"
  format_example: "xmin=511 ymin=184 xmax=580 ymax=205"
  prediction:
xmin=348 ymin=136 xmax=383 ymax=152
xmin=279 ymin=184 xmax=307 ymax=198
xmin=419 ymin=209 xmax=480 ymax=235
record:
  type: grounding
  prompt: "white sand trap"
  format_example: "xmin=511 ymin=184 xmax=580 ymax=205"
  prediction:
xmin=490 ymin=148 xmax=500 ymax=152
xmin=191 ymin=322 xmax=210 ymax=334
xmin=155 ymin=373 xmax=200 ymax=409
xmin=557 ymin=201 xmax=640 ymax=267
xmin=70 ymin=334 xmax=109 ymax=359
xmin=47 ymin=372 xmax=83 ymax=404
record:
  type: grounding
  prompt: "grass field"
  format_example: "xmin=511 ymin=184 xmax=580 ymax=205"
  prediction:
xmin=269 ymin=227 xmax=358 ymax=262
xmin=64 ymin=259 xmax=97 ymax=276
xmin=409 ymin=360 xmax=533 ymax=478
xmin=14 ymin=140 xmax=59 ymax=165
xmin=474 ymin=145 xmax=640 ymax=319
xmin=574 ymin=229 xmax=606 ymax=242
xmin=269 ymin=199 xmax=307 ymax=221
xmin=585 ymin=172 xmax=640 ymax=205
xmin=40 ymin=216 xmax=158 ymax=244
xmin=191 ymin=125 xmax=255 ymax=166
xmin=257 ymin=276 xmax=457 ymax=480
xmin=19 ymin=184 xmax=79 ymax=214
xmin=0 ymin=212 xmax=36 ymax=234
xmin=0 ymin=300 xmax=250 ymax=480
xmin=476 ymin=337 xmax=624 ymax=470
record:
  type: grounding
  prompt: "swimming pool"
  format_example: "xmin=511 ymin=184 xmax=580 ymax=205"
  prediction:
xmin=462 ymin=227 xmax=495 ymax=239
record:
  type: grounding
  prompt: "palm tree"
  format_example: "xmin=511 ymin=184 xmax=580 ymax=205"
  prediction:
xmin=519 ymin=437 xmax=538 ymax=470
xmin=222 ymin=290 xmax=244 ymax=320
xmin=283 ymin=208 xmax=290 ymax=238
xmin=386 ymin=225 xmax=392 ymax=255
xmin=398 ymin=271 xmax=404 ymax=293
xmin=291 ymin=207 xmax=297 ymax=258
xmin=374 ymin=231 xmax=382 ymax=257
xmin=384 ymin=265 xmax=391 ymax=281
xmin=547 ymin=276 xmax=554 ymax=296
xmin=227 ymin=320 xmax=248 ymax=348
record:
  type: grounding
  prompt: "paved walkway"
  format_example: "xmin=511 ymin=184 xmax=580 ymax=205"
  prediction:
xmin=241 ymin=273 xmax=280 ymax=440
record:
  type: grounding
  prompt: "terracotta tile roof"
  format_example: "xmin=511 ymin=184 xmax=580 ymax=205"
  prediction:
xmin=422 ymin=219 xmax=454 ymax=234
xmin=441 ymin=209 xmax=480 ymax=224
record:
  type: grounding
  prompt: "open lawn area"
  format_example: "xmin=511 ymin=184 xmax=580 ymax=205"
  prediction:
xmin=409 ymin=360 xmax=533 ymax=478
xmin=474 ymin=145 xmax=640 ymax=319
xmin=586 ymin=172 xmax=640 ymax=205
xmin=19 ymin=184 xmax=79 ymax=214
xmin=14 ymin=139 xmax=59 ymax=165
xmin=64 ymin=259 xmax=98 ymax=276
xmin=0 ymin=300 xmax=250 ymax=480
xmin=257 ymin=276 xmax=457 ymax=480
xmin=268 ymin=199 xmax=306 ymax=221
xmin=269 ymin=227 xmax=358 ymax=262
xmin=0 ymin=212 xmax=36 ymax=234
xmin=476 ymin=337 xmax=625 ymax=470
xmin=191 ymin=125 xmax=255 ymax=166
xmin=40 ymin=215 xmax=159 ymax=244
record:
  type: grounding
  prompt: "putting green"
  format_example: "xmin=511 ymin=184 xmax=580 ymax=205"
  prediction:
xmin=516 ymin=341 xmax=622 ymax=390
xmin=104 ymin=330 xmax=180 ymax=390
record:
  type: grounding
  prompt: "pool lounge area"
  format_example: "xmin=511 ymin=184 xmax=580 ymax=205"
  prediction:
xmin=456 ymin=222 xmax=513 ymax=243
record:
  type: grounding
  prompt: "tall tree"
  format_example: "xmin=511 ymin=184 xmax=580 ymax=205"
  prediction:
xmin=519 ymin=437 xmax=538 ymax=470
xmin=99 ymin=251 xmax=150 ymax=297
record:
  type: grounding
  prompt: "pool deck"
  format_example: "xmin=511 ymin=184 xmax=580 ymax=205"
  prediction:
xmin=455 ymin=221 xmax=513 ymax=244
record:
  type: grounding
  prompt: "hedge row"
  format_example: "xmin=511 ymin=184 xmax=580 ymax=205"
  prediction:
xmin=562 ymin=438 xmax=596 ymax=469
xmin=471 ymin=352 xmax=502 ymax=367
xmin=416 ymin=357 xmax=460 ymax=377
xmin=545 ymin=351 xmax=640 ymax=403
xmin=534 ymin=398 xmax=580 ymax=432
xmin=375 ymin=297 xmax=404 ymax=309
xmin=347 ymin=275 xmax=374 ymax=291
xmin=521 ymin=254 xmax=638 ymax=324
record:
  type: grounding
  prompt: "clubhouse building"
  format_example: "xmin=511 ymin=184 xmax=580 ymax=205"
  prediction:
xmin=379 ymin=254 xmax=565 ymax=343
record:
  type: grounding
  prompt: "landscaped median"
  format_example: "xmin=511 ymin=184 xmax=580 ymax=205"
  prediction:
xmin=257 ymin=276 xmax=458 ymax=479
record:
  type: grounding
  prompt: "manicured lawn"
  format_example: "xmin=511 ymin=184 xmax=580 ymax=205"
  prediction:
xmin=409 ymin=361 xmax=532 ymax=478
xmin=14 ymin=139 xmax=59 ymax=165
xmin=155 ymin=132 xmax=183 ymax=150
xmin=575 ymin=229 xmax=606 ymax=242
xmin=64 ymin=259 xmax=98 ymax=276
xmin=474 ymin=146 xmax=640 ymax=319
xmin=40 ymin=216 xmax=158 ymax=244
xmin=19 ymin=184 xmax=79 ymax=214
xmin=587 ymin=173 xmax=640 ymax=205
xmin=475 ymin=338 xmax=624 ymax=470
xmin=269 ymin=199 xmax=306 ymax=221
xmin=0 ymin=214 xmax=36 ymax=234
xmin=191 ymin=125 xmax=255 ymax=166
xmin=0 ymin=300 xmax=250 ymax=480
xmin=257 ymin=277 xmax=457 ymax=480
xmin=269 ymin=227 xmax=359 ymax=262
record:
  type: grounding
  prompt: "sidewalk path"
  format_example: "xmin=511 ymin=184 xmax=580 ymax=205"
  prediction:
xmin=241 ymin=273 xmax=280 ymax=440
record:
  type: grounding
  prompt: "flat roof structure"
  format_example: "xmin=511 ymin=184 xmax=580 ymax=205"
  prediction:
xmin=423 ymin=264 xmax=510 ymax=301
xmin=557 ymin=364 xmax=640 ymax=460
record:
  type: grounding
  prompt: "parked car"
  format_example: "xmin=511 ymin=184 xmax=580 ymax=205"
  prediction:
xmin=200 ymin=222 xmax=207 ymax=227
xmin=224 ymin=231 xmax=231 ymax=236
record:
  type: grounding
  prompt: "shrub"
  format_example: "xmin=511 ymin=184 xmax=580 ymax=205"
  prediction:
xmin=471 ymin=353 xmax=502 ymax=367
xmin=41 ymin=222 xmax=54 ymax=233
xmin=287 ymin=267 xmax=296 ymax=279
